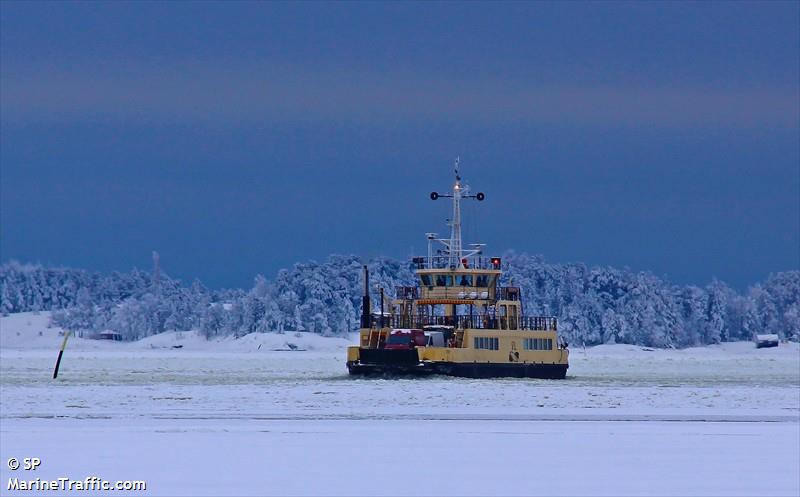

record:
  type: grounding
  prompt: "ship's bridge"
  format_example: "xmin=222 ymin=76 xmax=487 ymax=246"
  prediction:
xmin=388 ymin=254 xmax=537 ymax=332
xmin=399 ymin=255 xmax=501 ymax=301
xmin=413 ymin=267 xmax=501 ymax=302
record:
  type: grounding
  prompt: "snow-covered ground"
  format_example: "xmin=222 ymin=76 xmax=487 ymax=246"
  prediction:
xmin=1 ymin=312 xmax=799 ymax=496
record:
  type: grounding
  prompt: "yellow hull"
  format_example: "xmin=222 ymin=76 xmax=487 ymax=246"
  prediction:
xmin=348 ymin=327 xmax=569 ymax=379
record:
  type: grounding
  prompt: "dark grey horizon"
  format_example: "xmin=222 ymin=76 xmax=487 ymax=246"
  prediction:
xmin=1 ymin=2 xmax=798 ymax=291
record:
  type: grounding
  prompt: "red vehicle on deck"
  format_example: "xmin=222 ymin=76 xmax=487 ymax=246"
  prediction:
xmin=383 ymin=329 xmax=426 ymax=350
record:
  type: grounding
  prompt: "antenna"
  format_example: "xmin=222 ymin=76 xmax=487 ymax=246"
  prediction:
xmin=429 ymin=158 xmax=485 ymax=268
xmin=470 ymin=243 xmax=486 ymax=254
xmin=152 ymin=251 xmax=161 ymax=291
xmin=426 ymin=233 xmax=437 ymax=266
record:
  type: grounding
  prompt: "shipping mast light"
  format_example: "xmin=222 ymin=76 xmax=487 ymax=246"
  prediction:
xmin=428 ymin=157 xmax=486 ymax=269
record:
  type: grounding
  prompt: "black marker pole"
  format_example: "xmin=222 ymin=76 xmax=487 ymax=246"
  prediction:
xmin=53 ymin=331 xmax=70 ymax=379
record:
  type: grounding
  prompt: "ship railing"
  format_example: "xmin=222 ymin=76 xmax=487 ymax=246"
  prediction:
xmin=518 ymin=316 xmax=558 ymax=331
xmin=411 ymin=256 xmax=501 ymax=270
xmin=366 ymin=314 xmax=557 ymax=331
xmin=395 ymin=282 xmax=521 ymax=301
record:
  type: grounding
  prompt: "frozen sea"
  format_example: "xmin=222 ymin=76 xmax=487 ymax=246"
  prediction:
xmin=1 ymin=313 xmax=798 ymax=496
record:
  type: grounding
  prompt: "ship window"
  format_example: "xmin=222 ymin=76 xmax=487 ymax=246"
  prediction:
xmin=476 ymin=275 xmax=489 ymax=287
xmin=523 ymin=338 xmax=553 ymax=351
xmin=421 ymin=275 xmax=432 ymax=286
xmin=435 ymin=274 xmax=453 ymax=286
xmin=474 ymin=336 xmax=498 ymax=350
xmin=458 ymin=275 xmax=473 ymax=286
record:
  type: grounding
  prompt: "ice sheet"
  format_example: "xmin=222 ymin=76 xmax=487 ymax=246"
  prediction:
xmin=1 ymin=313 xmax=798 ymax=496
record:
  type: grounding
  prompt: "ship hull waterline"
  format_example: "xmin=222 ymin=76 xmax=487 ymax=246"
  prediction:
xmin=347 ymin=358 xmax=568 ymax=379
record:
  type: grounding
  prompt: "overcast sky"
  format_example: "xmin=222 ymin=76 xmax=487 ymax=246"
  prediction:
xmin=1 ymin=1 xmax=798 ymax=290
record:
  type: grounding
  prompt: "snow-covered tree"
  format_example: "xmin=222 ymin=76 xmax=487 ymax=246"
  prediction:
xmin=2 ymin=258 xmax=797 ymax=346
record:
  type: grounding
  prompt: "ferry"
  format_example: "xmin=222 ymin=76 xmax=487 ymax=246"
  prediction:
xmin=347 ymin=160 xmax=569 ymax=378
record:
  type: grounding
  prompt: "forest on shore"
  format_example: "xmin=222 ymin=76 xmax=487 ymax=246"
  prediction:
xmin=1 ymin=254 xmax=797 ymax=348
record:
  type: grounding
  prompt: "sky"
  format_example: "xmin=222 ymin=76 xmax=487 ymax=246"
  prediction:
xmin=1 ymin=1 xmax=798 ymax=290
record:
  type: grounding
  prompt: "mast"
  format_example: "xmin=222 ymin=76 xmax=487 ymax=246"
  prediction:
xmin=360 ymin=265 xmax=371 ymax=328
xmin=429 ymin=158 xmax=485 ymax=268
xmin=450 ymin=158 xmax=463 ymax=268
